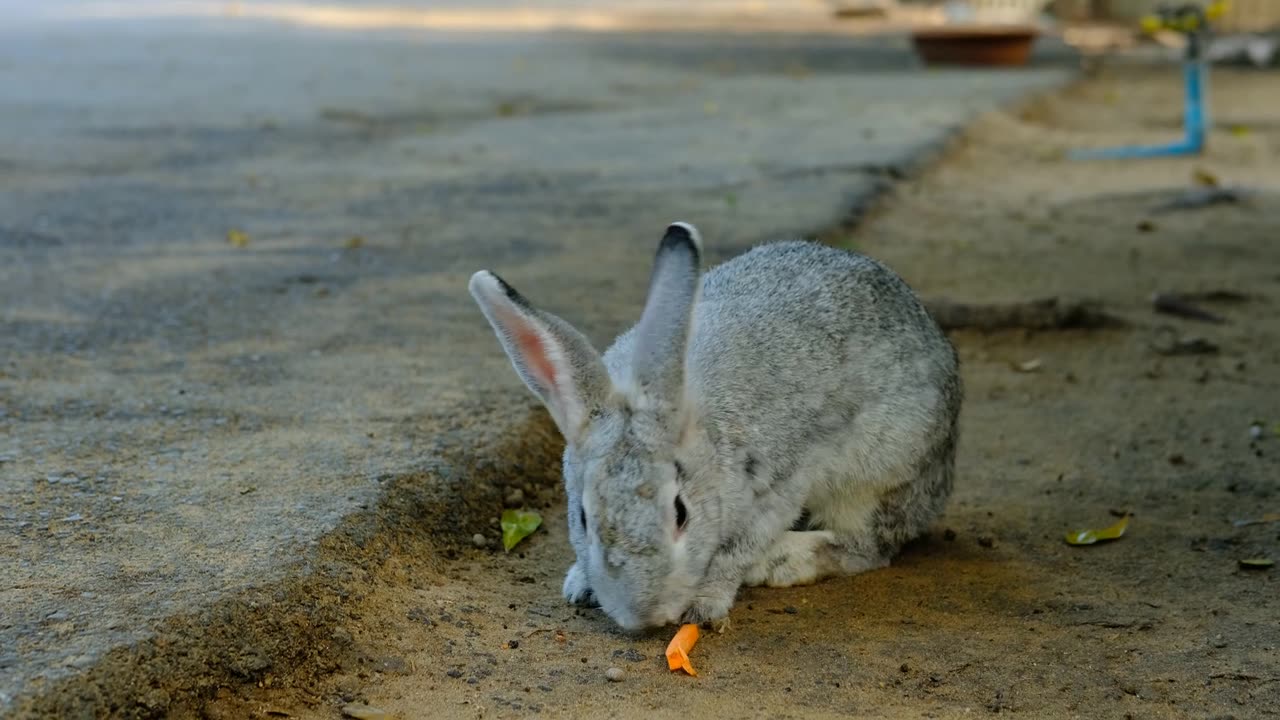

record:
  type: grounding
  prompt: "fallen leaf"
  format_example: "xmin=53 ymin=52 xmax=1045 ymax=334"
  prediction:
xmin=1192 ymin=167 xmax=1219 ymax=187
xmin=1065 ymin=514 xmax=1130 ymax=546
xmin=1228 ymin=125 xmax=1251 ymax=137
xmin=1232 ymin=512 xmax=1280 ymax=528
xmin=1239 ymin=558 xmax=1274 ymax=570
xmin=227 ymin=229 xmax=250 ymax=248
xmin=345 ymin=235 xmax=365 ymax=249
xmin=501 ymin=509 xmax=542 ymax=552
xmin=1012 ymin=358 xmax=1043 ymax=373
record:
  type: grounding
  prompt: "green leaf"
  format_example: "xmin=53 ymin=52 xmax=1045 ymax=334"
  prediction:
xmin=501 ymin=509 xmax=542 ymax=552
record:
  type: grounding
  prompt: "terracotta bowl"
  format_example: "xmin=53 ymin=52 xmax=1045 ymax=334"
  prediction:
xmin=910 ymin=25 xmax=1040 ymax=67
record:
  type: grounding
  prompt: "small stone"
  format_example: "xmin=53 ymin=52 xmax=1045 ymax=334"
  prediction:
xmin=783 ymin=606 xmax=798 ymax=615
xmin=977 ymin=536 xmax=995 ymax=549
xmin=899 ymin=663 xmax=910 ymax=673
xmin=508 ymin=639 xmax=520 ymax=649
xmin=943 ymin=528 xmax=957 ymax=542
xmin=605 ymin=667 xmax=626 ymax=682
xmin=505 ymin=488 xmax=525 ymax=507
xmin=342 ymin=704 xmax=389 ymax=720
xmin=472 ymin=533 xmax=488 ymax=549
xmin=446 ymin=668 xmax=463 ymax=679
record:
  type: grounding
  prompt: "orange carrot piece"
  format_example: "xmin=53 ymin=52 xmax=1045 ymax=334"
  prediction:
xmin=665 ymin=623 xmax=700 ymax=676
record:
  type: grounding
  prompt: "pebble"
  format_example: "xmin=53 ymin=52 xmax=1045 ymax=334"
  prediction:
xmin=977 ymin=535 xmax=995 ymax=548
xmin=505 ymin=488 xmax=525 ymax=507
xmin=605 ymin=667 xmax=626 ymax=682
xmin=341 ymin=705 xmax=389 ymax=720
xmin=472 ymin=533 xmax=488 ymax=549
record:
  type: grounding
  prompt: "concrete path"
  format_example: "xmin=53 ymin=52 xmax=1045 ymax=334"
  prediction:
xmin=0 ymin=3 xmax=1073 ymax=714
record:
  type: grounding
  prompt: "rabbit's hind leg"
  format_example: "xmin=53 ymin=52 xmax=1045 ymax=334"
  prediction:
xmin=741 ymin=530 xmax=852 ymax=588
xmin=868 ymin=444 xmax=955 ymax=560
xmin=802 ymin=451 xmax=954 ymax=578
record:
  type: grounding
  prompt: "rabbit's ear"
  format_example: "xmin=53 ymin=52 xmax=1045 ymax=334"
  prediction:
xmin=470 ymin=271 xmax=610 ymax=443
xmin=630 ymin=222 xmax=703 ymax=411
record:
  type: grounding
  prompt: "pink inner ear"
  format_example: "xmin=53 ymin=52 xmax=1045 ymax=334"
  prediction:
xmin=514 ymin=325 xmax=558 ymax=394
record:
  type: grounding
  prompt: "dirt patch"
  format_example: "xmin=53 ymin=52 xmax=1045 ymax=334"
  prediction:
xmin=194 ymin=63 xmax=1280 ymax=719
xmin=11 ymin=401 xmax=566 ymax=720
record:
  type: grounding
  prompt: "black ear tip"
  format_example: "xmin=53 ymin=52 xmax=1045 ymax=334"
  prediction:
xmin=660 ymin=221 xmax=703 ymax=257
xmin=483 ymin=270 xmax=532 ymax=308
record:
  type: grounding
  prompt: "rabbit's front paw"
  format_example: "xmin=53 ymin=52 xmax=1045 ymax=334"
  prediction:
xmin=680 ymin=584 xmax=735 ymax=633
xmin=562 ymin=563 xmax=599 ymax=607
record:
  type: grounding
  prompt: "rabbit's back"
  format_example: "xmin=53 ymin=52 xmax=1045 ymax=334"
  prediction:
xmin=684 ymin=241 xmax=958 ymax=468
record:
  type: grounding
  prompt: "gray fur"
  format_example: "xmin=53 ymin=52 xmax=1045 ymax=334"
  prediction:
xmin=470 ymin=223 xmax=962 ymax=632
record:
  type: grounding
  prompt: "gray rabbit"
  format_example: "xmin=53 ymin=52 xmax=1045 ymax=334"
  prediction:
xmin=470 ymin=222 xmax=961 ymax=632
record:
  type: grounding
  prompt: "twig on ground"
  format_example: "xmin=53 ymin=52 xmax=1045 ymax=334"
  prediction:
xmin=1152 ymin=292 xmax=1227 ymax=324
xmin=925 ymin=297 xmax=1124 ymax=331
xmin=1151 ymin=186 xmax=1252 ymax=212
xmin=1071 ymin=618 xmax=1155 ymax=630
xmin=1177 ymin=289 xmax=1253 ymax=304
xmin=1208 ymin=672 xmax=1279 ymax=683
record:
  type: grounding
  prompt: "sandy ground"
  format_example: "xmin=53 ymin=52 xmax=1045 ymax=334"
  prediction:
xmin=197 ymin=63 xmax=1280 ymax=719
xmin=1 ymin=19 xmax=1075 ymax=716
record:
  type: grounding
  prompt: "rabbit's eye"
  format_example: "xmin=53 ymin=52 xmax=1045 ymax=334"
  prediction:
xmin=674 ymin=495 xmax=689 ymax=530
